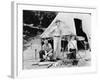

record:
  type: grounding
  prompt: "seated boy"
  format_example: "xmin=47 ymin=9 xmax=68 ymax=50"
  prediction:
xmin=39 ymin=40 xmax=53 ymax=62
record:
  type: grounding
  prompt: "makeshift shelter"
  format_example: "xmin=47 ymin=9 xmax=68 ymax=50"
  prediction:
xmin=40 ymin=12 xmax=91 ymax=58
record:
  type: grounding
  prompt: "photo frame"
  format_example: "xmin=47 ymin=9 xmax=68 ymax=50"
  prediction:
xmin=11 ymin=1 xmax=97 ymax=78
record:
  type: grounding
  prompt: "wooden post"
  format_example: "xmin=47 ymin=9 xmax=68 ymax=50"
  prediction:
xmin=35 ymin=49 xmax=37 ymax=61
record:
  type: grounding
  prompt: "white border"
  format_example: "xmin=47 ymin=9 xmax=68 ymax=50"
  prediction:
xmin=12 ymin=1 xmax=97 ymax=78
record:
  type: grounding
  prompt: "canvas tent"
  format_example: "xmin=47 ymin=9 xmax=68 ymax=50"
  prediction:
xmin=41 ymin=12 xmax=91 ymax=38
xmin=40 ymin=12 xmax=91 ymax=58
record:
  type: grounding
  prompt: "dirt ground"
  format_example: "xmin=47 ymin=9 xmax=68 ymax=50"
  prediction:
xmin=23 ymin=46 xmax=91 ymax=69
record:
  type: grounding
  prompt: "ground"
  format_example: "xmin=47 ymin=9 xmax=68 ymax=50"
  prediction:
xmin=23 ymin=45 xmax=91 ymax=69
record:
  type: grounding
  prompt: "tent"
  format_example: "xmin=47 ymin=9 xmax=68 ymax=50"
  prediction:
xmin=40 ymin=12 xmax=91 ymax=58
xmin=41 ymin=12 xmax=91 ymax=38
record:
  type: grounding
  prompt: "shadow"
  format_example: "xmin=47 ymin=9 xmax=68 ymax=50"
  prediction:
xmin=7 ymin=75 xmax=14 ymax=79
xmin=10 ymin=1 xmax=17 ymax=78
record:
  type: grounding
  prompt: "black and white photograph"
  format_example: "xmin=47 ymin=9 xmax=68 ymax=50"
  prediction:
xmin=23 ymin=10 xmax=91 ymax=69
